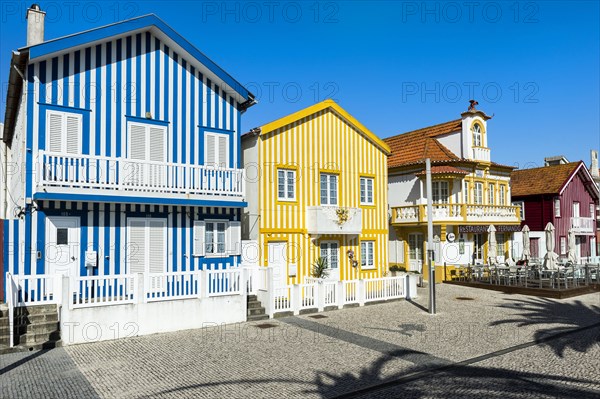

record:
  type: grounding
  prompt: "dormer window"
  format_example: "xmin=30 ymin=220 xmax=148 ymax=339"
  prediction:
xmin=472 ymin=124 xmax=483 ymax=147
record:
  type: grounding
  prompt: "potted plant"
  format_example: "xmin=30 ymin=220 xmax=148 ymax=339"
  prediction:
xmin=389 ymin=265 xmax=404 ymax=276
xmin=311 ymin=257 xmax=330 ymax=279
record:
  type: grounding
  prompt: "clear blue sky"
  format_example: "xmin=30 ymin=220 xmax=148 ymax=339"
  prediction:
xmin=1 ymin=1 xmax=598 ymax=169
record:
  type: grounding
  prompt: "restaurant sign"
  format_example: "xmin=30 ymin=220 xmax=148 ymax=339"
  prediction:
xmin=458 ymin=225 xmax=521 ymax=233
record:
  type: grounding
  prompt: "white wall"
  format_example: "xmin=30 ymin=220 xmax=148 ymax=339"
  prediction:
xmin=436 ymin=131 xmax=462 ymax=159
xmin=388 ymin=173 xmax=420 ymax=206
xmin=241 ymin=134 xmax=259 ymax=241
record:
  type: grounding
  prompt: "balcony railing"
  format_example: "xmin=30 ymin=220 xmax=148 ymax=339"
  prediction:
xmin=571 ymin=217 xmax=595 ymax=235
xmin=36 ymin=151 xmax=245 ymax=200
xmin=472 ymin=147 xmax=490 ymax=162
xmin=306 ymin=206 xmax=362 ymax=235
xmin=392 ymin=203 xmax=520 ymax=224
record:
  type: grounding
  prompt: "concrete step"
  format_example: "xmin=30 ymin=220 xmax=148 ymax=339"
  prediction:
xmin=15 ymin=312 xmax=59 ymax=325
xmin=18 ymin=321 xmax=59 ymax=335
xmin=247 ymin=295 xmax=258 ymax=302
xmin=15 ymin=304 xmax=58 ymax=316
xmin=247 ymin=307 xmax=266 ymax=316
xmin=18 ymin=330 xmax=61 ymax=346
xmin=247 ymin=314 xmax=269 ymax=322
xmin=247 ymin=301 xmax=263 ymax=309
xmin=0 ymin=339 xmax=63 ymax=355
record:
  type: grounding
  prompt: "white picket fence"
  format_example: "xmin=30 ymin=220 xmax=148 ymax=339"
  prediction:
xmin=247 ymin=267 xmax=409 ymax=317
xmin=72 ymin=275 xmax=137 ymax=308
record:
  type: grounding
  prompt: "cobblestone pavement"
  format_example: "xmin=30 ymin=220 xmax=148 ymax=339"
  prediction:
xmin=1 ymin=284 xmax=599 ymax=398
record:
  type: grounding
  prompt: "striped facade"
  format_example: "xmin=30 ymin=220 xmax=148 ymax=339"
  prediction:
xmin=243 ymin=100 xmax=390 ymax=284
xmin=2 ymin=15 xmax=254 ymax=284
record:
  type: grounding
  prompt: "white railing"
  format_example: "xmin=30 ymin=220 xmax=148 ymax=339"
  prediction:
xmin=343 ymin=280 xmax=359 ymax=305
xmin=37 ymin=150 xmax=245 ymax=198
xmin=299 ymin=283 xmax=317 ymax=310
xmin=273 ymin=286 xmax=292 ymax=313
xmin=322 ymin=281 xmax=338 ymax=307
xmin=146 ymin=271 xmax=202 ymax=302
xmin=10 ymin=274 xmax=61 ymax=306
xmin=364 ymin=277 xmax=405 ymax=302
xmin=394 ymin=203 xmax=519 ymax=224
xmin=571 ymin=217 xmax=595 ymax=234
xmin=207 ymin=269 xmax=242 ymax=297
xmin=71 ymin=275 xmax=137 ymax=309
xmin=472 ymin=146 xmax=491 ymax=162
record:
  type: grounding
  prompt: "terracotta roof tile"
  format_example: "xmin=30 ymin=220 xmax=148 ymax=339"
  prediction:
xmin=415 ymin=166 xmax=470 ymax=176
xmin=384 ymin=119 xmax=462 ymax=168
xmin=511 ymin=162 xmax=581 ymax=197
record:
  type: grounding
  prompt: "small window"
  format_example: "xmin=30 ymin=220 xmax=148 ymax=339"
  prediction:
xmin=277 ymin=169 xmax=296 ymax=201
xmin=463 ymin=181 xmax=469 ymax=203
xmin=513 ymin=201 xmax=525 ymax=220
xmin=320 ymin=241 xmax=339 ymax=269
xmin=205 ymin=221 xmax=227 ymax=255
xmin=499 ymin=186 xmax=506 ymax=206
xmin=360 ymin=241 xmax=375 ymax=269
xmin=432 ymin=181 xmax=449 ymax=204
xmin=474 ymin=182 xmax=483 ymax=205
xmin=360 ymin=177 xmax=374 ymax=205
xmin=472 ymin=124 xmax=482 ymax=147
xmin=496 ymin=233 xmax=505 ymax=257
xmin=46 ymin=110 xmax=82 ymax=154
xmin=554 ymin=198 xmax=561 ymax=217
xmin=56 ymin=228 xmax=69 ymax=245
xmin=320 ymin=173 xmax=338 ymax=205
xmin=488 ymin=183 xmax=495 ymax=205
xmin=205 ymin=132 xmax=229 ymax=168
xmin=560 ymin=237 xmax=566 ymax=255
xmin=572 ymin=202 xmax=580 ymax=218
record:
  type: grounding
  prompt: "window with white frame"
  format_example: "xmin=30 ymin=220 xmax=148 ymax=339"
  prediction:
xmin=572 ymin=202 xmax=580 ymax=218
xmin=193 ymin=220 xmax=240 ymax=257
xmin=513 ymin=201 xmax=525 ymax=220
xmin=591 ymin=204 xmax=596 ymax=219
xmin=554 ymin=198 xmax=561 ymax=217
xmin=46 ymin=110 xmax=82 ymax=154
xmin=320 ymin=173 xmax=338 ymax=205
xmin=360 ymin=241 xmax=375 ymax=269
xmin=499 ymin=185 xmax=506 ymax=206
xmin=488 ymin=183 xmax=495 ymax=205
xmin=320 ymin=241 xmax=339 ymax=269
xmin=360 ymin=177 xmax=374 ymax=205
xmin=496 ymin=233 xmax=505 ymax=257
xmin=560 ymin=236 xmax=566 ymax=255
xmin=205 ymin=221 xmax=227 ymax=255
xmin=205 ymin=132 xmax=229 ymax=167
xmin=463 ymin=180 xmax=469 ymax=203
xmin=432 ymin=181 xmax=449 ymax=204
xmin=277 ymin=169 xmax=296 ymax=201
xmin=474 ymin=182 xmax=483 ymax=204
xmin=472 ymin=124 xmax=482 ymax=147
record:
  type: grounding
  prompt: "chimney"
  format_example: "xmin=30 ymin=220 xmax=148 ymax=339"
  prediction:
xmin=26 ymin=4 xmax=45 ymax=46
xmin=591 ymin=150 xmax=599 ymax=178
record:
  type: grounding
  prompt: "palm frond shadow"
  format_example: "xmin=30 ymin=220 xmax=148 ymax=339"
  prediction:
xmin=490 ymin=297 xmax=600 ymax=357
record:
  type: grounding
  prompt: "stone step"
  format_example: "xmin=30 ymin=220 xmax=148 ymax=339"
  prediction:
xmin=247 ymin=314 xmax=269 ymax=322
xmin=247 ymin=307 xmax=266 ymax=316
xmin=15 ymin=304 xmax=58 ymax=315
xmin=15 ymin=312 xmax=59 ymax=325
xmin=247 ymin=301 xmax=263 ymax=309
xmin=18 ymin=321 xmax=60 ymax=335
xmin=247 ymin=295 xmax=258 ymax=302
xmin=18 ymin=330 xmax=61 ymax=346
xmin=0 ymin=339 xmax=63 ymax=355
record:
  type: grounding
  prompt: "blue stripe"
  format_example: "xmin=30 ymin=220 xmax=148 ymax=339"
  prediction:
xmin=25 ymin=64 xmax=34 ymax=198
xmin=32 ymin=192 xmax=247 ymax=207
xmin=83 ymin=48 xmax=91 ymax=154
xmin=36 ymin=210 xmax=45 ymax=274
xmin=13 ymin=220 xmax=19 ymax=275
xmin=172 ymin=208 xmax=178 ymax=271
xmin=163 ymin=44 xmax=169 ymax=122
xmin=63 ymin=53 xmax=69 ymax=105
xmin=172 ymin=52 xmax=179 ymax=162
xmin=24 ymin=210 xmax=31 ymax=275
xmin=104 ymin=208 xmax=111 ymax=275
xmin=154 ymin=37 xmax=160 ymax=119
xmin=190 ymin=66 xmax=196 ymax=164
xmin=116 ymin=39 xmax=122 ymax=157
xmin=126 ymin=36 xmax=132 ymax=117
xmin=95 ymin=45 xmax=102 ymax=155
xmin=93 ymin=204 xmax=99 ymax=276
xmin=114 ymin=204 xmax=121 ymax=274
xmin=181 ymin=59 xmax=187 ymax=164
xmin=105 ymin=41 xmax=112 ymax=156
xmin=51 ymin=57 xmax=58 ymax=104
xmin=27 ymin=14 xmax=253 ymax=101
xmin=145 ymin=32 xmax=151 ymax=114
xmin=135 ymin=33 xmax=142 ymax=116
xmin=198 ymin=72 xmax=204 ymax=165
xmin=74 ymin=50 xmax=80 ymax=109
xmin=80 ymin=202 xmax=88 ymax=275
xmin=180 ymin=209 xmax=186 ymax=271
xmin=207 ymin=78 xmax=212 ymax=128
xmin=39 ymin=60 xmax=47 ymax=104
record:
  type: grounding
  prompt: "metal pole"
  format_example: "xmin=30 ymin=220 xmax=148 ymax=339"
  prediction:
xmin=426 ymin=159 xmax=436 ymax=314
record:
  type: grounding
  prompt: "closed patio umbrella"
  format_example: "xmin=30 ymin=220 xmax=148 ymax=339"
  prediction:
xmin=544 ymin=222 xmax=559 ymax=270
xmin=522 ymin=225 xmax=531 ymax=260
xmin=487 ymin=225 xmax=497 ymax=265
xmin=567 ymin=229 xmax=577 ymax=264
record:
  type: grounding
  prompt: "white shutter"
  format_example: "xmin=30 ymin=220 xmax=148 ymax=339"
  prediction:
xmin=229 ymin=221 xmax=241 ymax=256
xmin=47 ymin=112 xmax=63 ymax=153
xmin=129 ymin=124 xmax=147 ymax=160
xmin=218 ymin=135 xmax=228 ymax=167
xmin=148 ymin=219 xmax=166 ymax=274
xmin=128 ymin=220 xmax=147 ymax=275
xmin=206 ymin=134 xmax=216 ymax=165
xmin=148 ymin=126 xmax=166 ymax=162
xmin=65 ymin=114 xmax=81 ymax=154
xmin=193 ymin=221 xmax=206 ymax=256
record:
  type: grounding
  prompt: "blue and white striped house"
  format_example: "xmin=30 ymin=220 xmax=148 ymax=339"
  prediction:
xmin=1 ymin=9 xmax=255 ymax=296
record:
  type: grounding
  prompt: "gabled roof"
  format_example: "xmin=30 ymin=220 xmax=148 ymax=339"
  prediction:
xmin=511 ymin=161 xmax=600 ymax=199
xmin=384 ymin=119 xmax=462 ymax=168
xmin=22 ymin=14 xmax=254 ymax=102
xmin=255 ymin=100 xmax=391 ymax=155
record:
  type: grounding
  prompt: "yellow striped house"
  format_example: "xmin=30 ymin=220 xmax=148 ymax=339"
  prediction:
xmin=242 ymin=100 xmax=391 ymax=286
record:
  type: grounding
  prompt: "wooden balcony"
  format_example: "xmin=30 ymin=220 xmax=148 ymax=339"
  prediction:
xmin=571 ymin=217 xmax=595 ymax=235
xmin=34 ymin=151 xmax=245 ymax=203
xmin=392 ymin=203 xmax=520 ymax=225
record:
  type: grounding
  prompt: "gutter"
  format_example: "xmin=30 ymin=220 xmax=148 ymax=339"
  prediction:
xmin=2 ymin=50 xmax=29 ymax=146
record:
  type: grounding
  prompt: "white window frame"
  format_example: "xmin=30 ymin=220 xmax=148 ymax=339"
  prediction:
xmin=554 ymin=198 xmax=561 ymax=217
xmin=512 ymin=201 xmax=525 ymax=220
xmin=499 ymin=185 xmax=506 ymax=206
xmin=277 ymin=169 xmax=296 ymax=201
xmin=126 ymin=217 xmax=167 ymax=275
xmin=572 ymin=202 xmax=580 ymax=218
xmin=320 ymin=241 xmax=339 ymax=270
xmin=360 ymin=241 xmax=375 ymax=269
xmin=46 ymin=109 xmax=83 ymax=154
xmin=472 ymin=124 xmax=482 ymax=147
xmin=360 ymin=177 xmax=374 ymax=205
xmin=591 ymin=203 xmax=596 ymax=219
xmin=127 ymin=121 xmax=168 ymax=161
xmin=488 ymin=183 xmax=495 ymax=205
xmin=474 ymin=182 xmax=483 ymax=205
xmin=432 ymin=181 xmax=449 ymax=204
xmin=463 ymin=180 xmax=469 ymax=203
xmin=204 ymin=132 xmax=230 ymax=168
xmin=560 ymin=236 xmax=567 ymax=255
xmin=204 ymin=220 xmax=228 ymax=256
xmin=320 ymin=173 xmax=338 ymax=206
